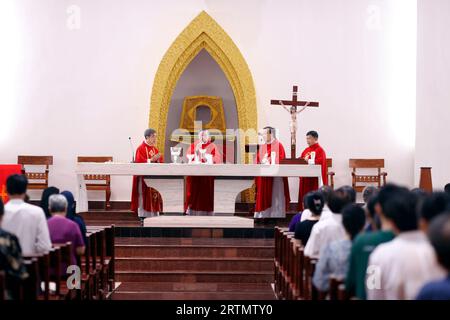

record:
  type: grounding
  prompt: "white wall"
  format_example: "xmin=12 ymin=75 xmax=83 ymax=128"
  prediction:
xmin=415 ymin=0 xmax=450 ymax=190
xmin=0 ymin=0 xmax=419 ymax=202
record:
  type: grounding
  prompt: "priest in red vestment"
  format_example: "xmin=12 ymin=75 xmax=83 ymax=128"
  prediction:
xmin=254 ymin=127 xmax=290 ymax=219
xmin=131 ymin=128 xmax=163 ymax=219
xmin=185 ymin=130 xmax=222 ymax=215
xmin=298 ymin=130 xmax=328 ymax=211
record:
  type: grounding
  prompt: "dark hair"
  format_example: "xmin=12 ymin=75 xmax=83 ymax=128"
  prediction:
xmin=144 ymin=128 xmax=156 ymax=138
xmin=418 ymin=192 xmax=450 ymax=223
xmin=342 ymin=204 xmax=366 ymax=240
xmin=306 ymin=131 xmax=318 ymax=139
xmin=380 ymin=185 xmax=418 ymax=232
xmin=328 ymin=191 xmax=352 ymax=214
xmin=366 ymin=195 xmax=377 ymax=218
xmin=40 ymin=187 xmax=60 ymax=219
xmin=363 ymin=186 xmax=378 ymax=203
xmin=427 ymin=213 xmax=450 ymax=271
xmin=6 ymin=174 xmax=28 ymax=196
xmin=378 ymin=184 xmax=406 ymax=214
xmin=0 ymin=199 xmax=4 ymax=218
xmin=306 ymin=192 xmax=325 ymax=216
xmin=411 ymin=188 xmax=428 ymax=199
xmin=303 ymin=192 xmax=314 ymax=210
xmin=318 ymin=185 xmax=333 ymax=204
xmin=337 ymin=186 xmax=356 ymax=203
xmin=445 ymin=183 xmax=450 ymax=195
xmin=263 ymin=126 xmax=277 ymax=139
xmin=61 ymin=190 xmax=76 ymax=219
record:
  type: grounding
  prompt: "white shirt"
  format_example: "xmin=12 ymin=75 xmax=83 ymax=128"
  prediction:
xmin=367 ymin=230 xmax=446 ymax=300
xmin=304 ymin=212 xmax=346 ymax=258
xmin=2 ymin=199 xmax=52 ymax=256
xmin=300 ymin=205 xmax=333 ymax=222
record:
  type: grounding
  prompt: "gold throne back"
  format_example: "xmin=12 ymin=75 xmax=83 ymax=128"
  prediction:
xmin=179 ymin=95 xmax=226 ymax=133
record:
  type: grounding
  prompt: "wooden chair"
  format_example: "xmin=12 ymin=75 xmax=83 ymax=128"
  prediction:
xmin=326 ymin=158 xmax=335 ymax=189
xmin=77 ymin=156 xmax=113 ymax=209
xmin=17 ymin=155 xmax=53 ymax=190
xmin=349 ymin=159 xmax=387 ymax=193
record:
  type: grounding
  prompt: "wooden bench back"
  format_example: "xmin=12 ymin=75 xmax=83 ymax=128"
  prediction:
xmin=349 ymin=159 xmax=387 ymax=192
xmin=17 ymin=155 xmax=53 ymax=189
xmin=349 ymin=159 xmax=384 ymax=169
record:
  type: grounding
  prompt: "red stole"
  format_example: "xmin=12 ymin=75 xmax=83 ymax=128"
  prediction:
xmin=298 ymin=143 xmax=328 ymax=211
xmin=130 ymin=142 xmax=163 ymax=213
xmin=185 ymin=140 xmax=222 ymax=212
xmin=254 ymin=140 xmax=291 ymax=212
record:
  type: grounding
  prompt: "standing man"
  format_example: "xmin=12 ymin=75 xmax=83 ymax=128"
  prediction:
xmin=131 ymin=128 xmax=163 ymax=221
xmin=298 ymin=131 xmax=328 ymax=211
xmin=254 ymin=127 xmax=290 ymax=219
xmin=2 ymin=174 xmax=52 ymax=256
xmin=185 ymin=130 xmax=222 ymax=215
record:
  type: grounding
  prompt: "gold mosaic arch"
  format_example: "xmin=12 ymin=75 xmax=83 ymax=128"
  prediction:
xmin=148 ymin=11 xmax=257 ymax=160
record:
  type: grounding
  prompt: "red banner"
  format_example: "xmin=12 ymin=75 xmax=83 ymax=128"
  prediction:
xmin=0 ymin=164 xmax=23 ymax=203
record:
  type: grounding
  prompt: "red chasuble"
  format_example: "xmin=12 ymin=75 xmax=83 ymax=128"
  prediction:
xmin=130 ymin=142 xmax=163 ymax=214
xmin=298 ymin=143 xmax=328 ymax=211
xmin=254 ymin=140 xmax=291 ymax=212
xmin=185 ymin=140 xmax=222 ymax=212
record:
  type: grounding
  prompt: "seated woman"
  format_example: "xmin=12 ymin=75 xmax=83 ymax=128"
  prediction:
xmin=47 ymin=195 xmax=85 ymax=267
xmin=289 ymin=192 xmax=313 ymax=232
xmin=40 ymin=186 xmax=60 ymax=219
xmin=294 ymin=192 xmax=324 ymax=245
xmin=61 ymin=190 xmax=87 ymax=246
xmin=312 ymin=204 xmax=366 ymax=293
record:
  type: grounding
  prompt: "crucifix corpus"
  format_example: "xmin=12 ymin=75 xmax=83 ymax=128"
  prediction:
xmin=271 ymin=85 xmax=319 ymax=160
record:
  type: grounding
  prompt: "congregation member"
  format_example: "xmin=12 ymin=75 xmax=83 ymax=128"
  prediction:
xmin=345 ymin=188 xmax=396 ymax=300
xmin=131 ymin=128 xmax=163 ymax=221
xmin=304 ymin=189 xmax=350 ymax=258
xmin=47 ymin=194 xmax=85 ymax=265
xmin=362 ymin=186 xmax=378 ymax=207
xmin=295 ymin=192 xmax=325 ymax=245
xmin=445 ymin=183 xmax=450 ymax=195
xmin=61 ymin=190 xmax=87 ymax=245
xmin=313 ymin=204 xmax=366 ymax=292
xmin=2 ymin=175 xmax=52 ymax=256
xmin=185 ymin=130 xmax=222 ymax=215
xmin=367 ymin=186 xmax=445 ymax=300
xmin=254 ymin=127 xmax=290 ymax=219
xmin=0 ymin=199 xmax=28 ymax=300
xmin=289 ymin=192 xmax=313 ymax=232
xmin=417 ymin=213 xmax=450 ymax=300
xmin=298 ymin=131 xmax=328 ymax=211
xmin=364 ymin=194 xmax=380 ymax=232
xmin=300 ymin=185 xmax=333 ymax=222
xmin=418 ymin=192 xmax=450 ymax=232
xmin=40 ymin=186 xmax=60 ymax=219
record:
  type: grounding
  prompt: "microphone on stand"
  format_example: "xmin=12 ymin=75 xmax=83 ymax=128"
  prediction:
xmin=128 ymin=137 xmax=135 ymax=163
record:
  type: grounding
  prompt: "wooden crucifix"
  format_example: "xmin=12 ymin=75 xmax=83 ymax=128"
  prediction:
xmin=271 ymin=85 xmax=319 ymax=159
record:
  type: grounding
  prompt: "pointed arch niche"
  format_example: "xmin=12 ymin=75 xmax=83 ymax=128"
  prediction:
xmin=149 ymin=11 xmax=257 ymax=161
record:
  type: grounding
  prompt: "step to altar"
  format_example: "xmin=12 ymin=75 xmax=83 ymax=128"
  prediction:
xmin=112 ymin=282 xmax=275 ymax=300
xmin=143 ymin=215 xmax=254 ymax=228
xmin=113 ymin=236 xmax=276 ymax=300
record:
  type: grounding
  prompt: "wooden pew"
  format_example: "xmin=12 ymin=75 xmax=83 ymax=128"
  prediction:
xmin=0 ymin=271 xmax=5 ymax=301
xmin=21 ymin=258 xmax=39 ymax=300
xmin=16 ymin=225 xmax=115 ymax=301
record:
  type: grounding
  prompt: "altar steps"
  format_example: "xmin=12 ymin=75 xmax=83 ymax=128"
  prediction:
xmin=112 ymin=282 xmax=275 ymax=300
xmin=112 ymin=237 xmax=276 ymax=300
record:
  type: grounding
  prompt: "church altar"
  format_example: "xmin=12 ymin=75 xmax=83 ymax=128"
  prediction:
xmin=75 ymin=162 xmax=323 ymax=214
